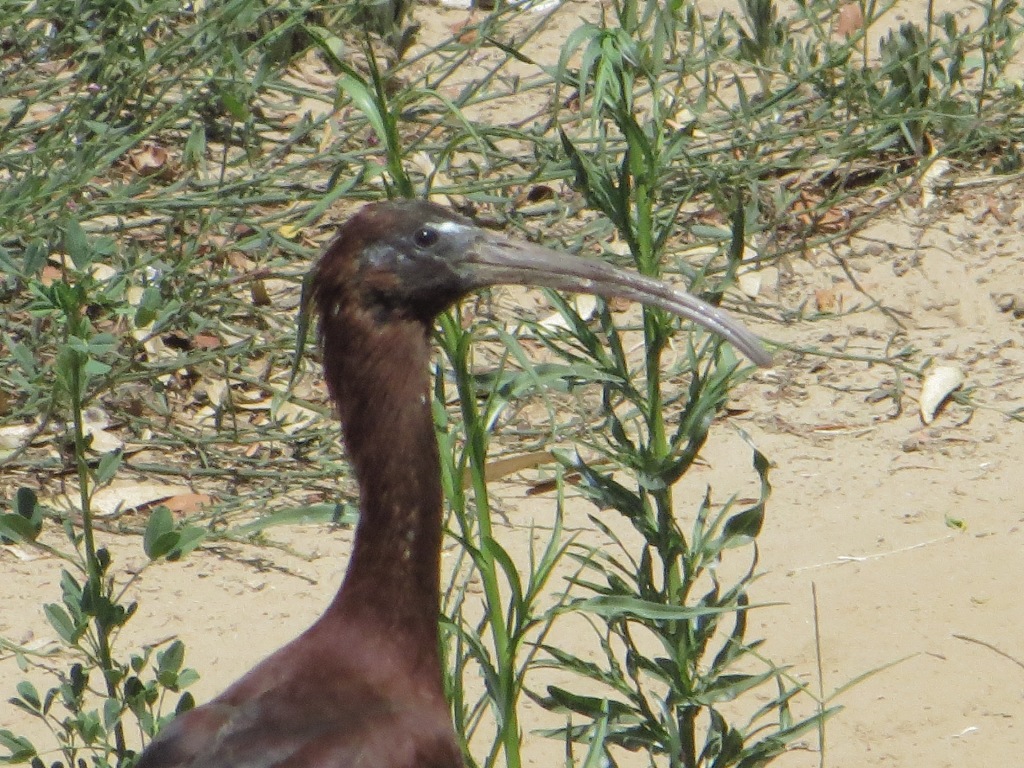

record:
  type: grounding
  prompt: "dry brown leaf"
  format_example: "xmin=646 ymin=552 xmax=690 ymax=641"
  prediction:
xmin=41 ymin=265 xmax=64 ymax=286
xmin=835 ymin=3 xmax=864 ymax=37
xmin=203 ymin=379 xmax=229 ymax=407
xmin=450 ymin=18 xmax=478 ymax=44
xmin=476 ymin=450 xmax=553 ymax=484
xmin=791 ymin=193 xmax=848 ymax=232
xmin=227 ymin=252 xmax=257 ymax=271
xmin=160 ymin=492 xmax=214 ymax=515
xmin=193 ymin=333 xmax=221 ymax=350
xmin=987 ymin=197 xmax=1014 ymax=226
xmin=814 ymin=288 xmax=838 ymax=313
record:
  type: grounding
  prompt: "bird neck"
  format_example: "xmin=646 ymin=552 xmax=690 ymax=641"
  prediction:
xmin=322 ymin=317 xmax=445 ymax=651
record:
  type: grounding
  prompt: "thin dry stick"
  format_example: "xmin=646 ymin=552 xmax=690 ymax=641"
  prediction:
xmin=952 ymin=634 xmax=1024 ymax=671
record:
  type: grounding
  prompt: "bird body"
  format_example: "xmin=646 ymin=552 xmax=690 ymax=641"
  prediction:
xmin=136 ymin=200 xmax=769 ymax=768
xmin=138 ymin=614 xmax=460 ymax=768
xmin=139 ymin=313 xmax=456 ymax=767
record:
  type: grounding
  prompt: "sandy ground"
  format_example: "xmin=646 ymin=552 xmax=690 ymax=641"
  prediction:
xmin=3 ymin=1 xmax=1023 ymax=766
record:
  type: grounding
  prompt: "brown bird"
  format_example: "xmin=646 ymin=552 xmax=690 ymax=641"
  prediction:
xmin=135 ymin=200 xmax=771 ymax=768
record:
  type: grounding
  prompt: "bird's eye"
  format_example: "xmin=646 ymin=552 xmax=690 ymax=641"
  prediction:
xmin=414 ymin=227 xmax=439 ymax=248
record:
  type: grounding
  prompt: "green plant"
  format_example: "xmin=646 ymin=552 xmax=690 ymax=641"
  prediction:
xmin=536 ymin=3 xmax=827 ymax=764
xmin=0 ymin=222 xmax=201 ymax=768
xmin=735 ymin=0 xmax=790 ymax=94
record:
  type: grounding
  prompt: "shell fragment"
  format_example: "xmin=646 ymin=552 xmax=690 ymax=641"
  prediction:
xmin=919 ymin=365 xmax=964 ymax=424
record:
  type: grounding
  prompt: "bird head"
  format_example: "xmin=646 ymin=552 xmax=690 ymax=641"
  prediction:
xmin=312 ymin=199 xmax=771 ymax=367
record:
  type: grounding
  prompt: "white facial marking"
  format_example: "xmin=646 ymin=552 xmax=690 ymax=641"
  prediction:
xmin=435 ymin=220 xmax=468 ymax=236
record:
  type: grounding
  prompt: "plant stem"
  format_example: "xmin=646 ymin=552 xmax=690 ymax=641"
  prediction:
xmin=66 ymin=299 xmax=128 ymax=761
xmin=438 ymin=314 xmax=522 ymax=768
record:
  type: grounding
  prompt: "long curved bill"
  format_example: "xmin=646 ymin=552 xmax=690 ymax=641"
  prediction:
xmin=462 ymin=230 xmax=772 ymax=367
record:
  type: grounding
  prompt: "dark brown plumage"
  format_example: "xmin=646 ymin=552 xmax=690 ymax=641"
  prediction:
xmin=136 ymin=200 xmax=770 ymax=768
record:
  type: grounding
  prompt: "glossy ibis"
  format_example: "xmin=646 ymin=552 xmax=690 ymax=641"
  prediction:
xmin=136 ymin=199 xmax=770 ymax=768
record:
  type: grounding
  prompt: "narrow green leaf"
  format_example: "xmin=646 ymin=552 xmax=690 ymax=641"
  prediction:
xmin=0 ymin=729 xmax=36 ymax=761
xmin=6 ymin=335 xmax=37 ymax=377
xmin=63 ymin=218 xmax=91 ymax=270
xmin=545 ymin=685 xmax=634 ymax=720
xmin=94 ymin=449 xmax=123 ymax=486
xmin=168 ymin=526 xmax=206 ymax=559
xmin=83 ymin=358 xmax=112 ymax=376
xmin=337 ymin=74 xmax=387 ymax=149
xmin=695 ymin=671 xmax=775 ymax=704
xmin=575 ymin=595 xmax=738 ymax=621
xmin=15 ymin=681 xmax=41 ymax=712
xmin=220 ymin=90 xmax=249 ymax=122
xmin=226 ymin=504 xmax=355 ymax=537
xmin=481 ymin=536 xmax=523 ymax=619
xmin=182 ymin=124 xmax=206 ymax=168
xmin=0 ymin=514 xmax=37 ymax=543
xmin=722 ymin=505 xmax=763 ymax=545
xmin=144 ymin=507 xmax=174 ymax=559
xmin=158 ymin=640 xmax=185 ymax=675
xmin=148 ymin=531 xmax=181 ymax=560
xmin=102 ymin=697 xmax=121 ymax=730
xmin=134 ymin=286 xmax=162 ymax=329
xmin=177 ymin=669 xmax=199 ymax=689
xmin=43 ymin=603 xmax=77 ymax=644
